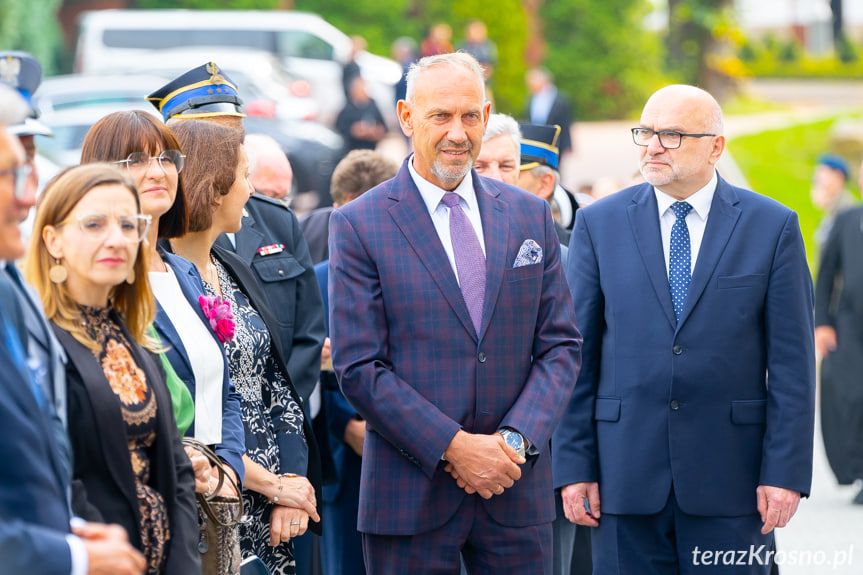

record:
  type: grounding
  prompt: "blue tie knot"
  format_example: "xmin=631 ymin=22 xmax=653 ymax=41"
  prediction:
xmin=671 ymin=201 xmax=693 ymax=220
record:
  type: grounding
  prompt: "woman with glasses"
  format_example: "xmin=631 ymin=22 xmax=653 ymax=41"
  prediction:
xmin=81 ymin=110 xmax=247 ymax=500
xmin=168 ymin=119 xmax=321 ymax=575
xmin=24 ymin=163 xmax=201 ymax=575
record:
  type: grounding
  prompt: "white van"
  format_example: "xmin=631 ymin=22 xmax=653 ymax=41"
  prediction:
xmin=75 ymin=9 xmax=402 ymax=126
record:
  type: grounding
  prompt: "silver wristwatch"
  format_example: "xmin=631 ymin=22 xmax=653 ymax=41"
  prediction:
xmin=499 ymin=428 xmax=526 ymax=459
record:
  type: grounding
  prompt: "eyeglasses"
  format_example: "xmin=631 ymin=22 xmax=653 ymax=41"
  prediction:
xmin=631 ymin=128 xmax=716 ymax=150
xmin=114 ymin=150 xmax=185 ymax=174
xmin=73 ymin=213 xmax=152 ymax=243
xmin=0 ymin=163 xmax=33 ymax=199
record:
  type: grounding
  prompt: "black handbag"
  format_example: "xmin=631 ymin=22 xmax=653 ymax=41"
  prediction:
xmin=182 ymin=438 xmax=244 ymax=575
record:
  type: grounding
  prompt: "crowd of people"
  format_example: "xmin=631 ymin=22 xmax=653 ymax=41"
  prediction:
xmin=0 ymin=37 xmax=850 ymax=575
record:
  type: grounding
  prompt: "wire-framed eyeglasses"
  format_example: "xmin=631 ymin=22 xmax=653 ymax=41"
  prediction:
xmin=72 ymin=213 xmax=152 ymax=244
xmin=114 ymin=150 xmax=185 ymax=174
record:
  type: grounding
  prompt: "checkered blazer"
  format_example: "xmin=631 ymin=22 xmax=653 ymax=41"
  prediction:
xmin=329 ymin=161 xmax=582 ymax=535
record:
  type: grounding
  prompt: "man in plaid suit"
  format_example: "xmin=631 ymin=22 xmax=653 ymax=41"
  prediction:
xmin=329 ymin=52 xmax=582 ymax=574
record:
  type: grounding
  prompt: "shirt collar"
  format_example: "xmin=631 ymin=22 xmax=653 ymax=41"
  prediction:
xmin=408 ymin=153 xmax=478 ymax=213
xmin=654 ymin=170 xmax=717 ymax=221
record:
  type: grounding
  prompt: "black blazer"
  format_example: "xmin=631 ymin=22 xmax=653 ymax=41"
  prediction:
xmin=216 ymin=194 xmax=326 ymax=404
xmin=53 ymin=316 xmax=201 ymax=574
xmin=212 ymin=245 xmax=324 ymax=535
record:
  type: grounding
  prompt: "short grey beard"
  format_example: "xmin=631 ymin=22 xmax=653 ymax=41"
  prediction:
xmin=431 ymin=160 xmax=472 ymax=189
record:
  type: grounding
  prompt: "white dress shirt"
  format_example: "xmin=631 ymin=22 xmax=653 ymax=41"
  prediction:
xmin=149 ymin=266 xmax=223 ymax=444
xmin=654 ymin=171 xmax=718 ymax=277
xmin=408 ymin=155 xmax=486 ymax=285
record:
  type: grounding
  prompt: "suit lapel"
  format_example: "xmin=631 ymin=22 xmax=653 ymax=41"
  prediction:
xmin=627 ymin=186 xmax=677 ymax=331
xmin=232 ymin=211 xmax=265 ymax=263
xmin=387 ymin=165 xmax=478 ymax=341
xmin=677 ymin=177 xmax=740 ymax=327
xmin=153 ymin=306 xmax=191 ymax=371
xmin=473 ymin=173 xmax=508 ymax=341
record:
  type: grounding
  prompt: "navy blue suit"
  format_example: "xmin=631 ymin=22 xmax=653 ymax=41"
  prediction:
xmin=0 ymin=281 xmax=73 ymax=574
xmin=315 ymin=260 xmax=365 ymax=575
xmin=153 ymin=249 xmax=246 ymax=480
xmin=554 ymin=175 xmax=816 ymax=573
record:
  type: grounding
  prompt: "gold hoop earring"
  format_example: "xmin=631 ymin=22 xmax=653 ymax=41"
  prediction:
xmin=126 ymin=268 xmax=136 ymax=284
xmin=48 ymin=259 xmax=67 ymax=284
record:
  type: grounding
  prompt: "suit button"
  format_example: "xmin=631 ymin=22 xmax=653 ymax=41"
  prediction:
xmin=478 ymin=352 xmax=487 ymax=363
xmin=672 ymin=345 xmax=683 ymax=355
xmin=670 ymin=400 xmax=680 ymax=410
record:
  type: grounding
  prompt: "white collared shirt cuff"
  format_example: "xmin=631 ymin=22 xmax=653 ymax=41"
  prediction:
xmin=66 ymin=534 xmax=88 ymax=575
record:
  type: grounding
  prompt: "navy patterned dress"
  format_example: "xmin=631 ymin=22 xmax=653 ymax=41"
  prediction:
xmin=204 ymin=255 xmax=307 ymax=575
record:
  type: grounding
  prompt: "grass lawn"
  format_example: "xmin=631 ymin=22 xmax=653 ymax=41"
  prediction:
xmin=727 ymin=116 xmax=861 ymax=273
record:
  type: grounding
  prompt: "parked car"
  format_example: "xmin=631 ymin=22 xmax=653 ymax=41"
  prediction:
xmin=34 ymin=74 xmax=343 ymax=205
xmin=96 ymin=48 xmax=319 ymax=123
xmin=75 ymin=9 xmax=403 ymax=127
xmin=33 ymin=73 xmax=169 ymax=118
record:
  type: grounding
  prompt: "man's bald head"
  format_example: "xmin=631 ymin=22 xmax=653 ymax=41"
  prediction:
xmin=637 ymin=84 xmax=726 ymax=200
xmin=642 ymin=84 xmax=724 ymax=136
xmin=245 ymin=133 xmax=293 ymax=200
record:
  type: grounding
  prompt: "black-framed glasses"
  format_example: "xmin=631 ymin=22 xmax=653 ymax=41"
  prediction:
xmin=0 ymin=163 xmax=33 ymax=199
xmin=114 ymin=150 xmax=185 ymax=174
xmin=631 ymin=128 xmax=716 ymax=150
xmin=74 ymin=213 xmax=152 ymax=244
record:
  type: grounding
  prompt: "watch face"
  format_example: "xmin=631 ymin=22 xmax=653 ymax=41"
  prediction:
xmin=504 ymin=431 xmax=525 ymax=455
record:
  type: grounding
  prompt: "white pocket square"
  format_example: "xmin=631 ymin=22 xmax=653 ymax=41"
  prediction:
xmin=513 ymin=239 xmax=542 ymax=268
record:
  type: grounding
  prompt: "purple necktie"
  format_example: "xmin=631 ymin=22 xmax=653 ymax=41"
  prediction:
xmin=441 ymin=192 xmax=486 ymax=335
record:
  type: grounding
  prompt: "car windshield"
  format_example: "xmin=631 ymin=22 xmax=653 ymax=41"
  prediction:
xmin=100 ymin=28 xmax=335 ymax=61
xmin=102 ymin=28 xmax=277 ymax=52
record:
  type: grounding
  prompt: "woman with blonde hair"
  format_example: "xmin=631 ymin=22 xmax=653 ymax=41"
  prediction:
xmin=25 ymin=163 xmax=200 ymax=575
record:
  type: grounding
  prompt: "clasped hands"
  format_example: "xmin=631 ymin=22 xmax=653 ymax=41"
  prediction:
xmin=442 ymin=430 xmax=525 ymax=499
xmin=269 ymin=473 xmax=319 ymax=546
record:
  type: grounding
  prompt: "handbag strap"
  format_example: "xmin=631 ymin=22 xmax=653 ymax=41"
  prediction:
xmin=182 ymin=437 xmax=244 ymax=527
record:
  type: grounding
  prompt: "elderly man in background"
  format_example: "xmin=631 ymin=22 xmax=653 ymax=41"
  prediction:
xmin=518 ymin=123 xmax=572 ymax=247
xmin=472 ymin=113 xmax=520 ymax=187
xmin=246 ymin=133 xmax=294 ymax=203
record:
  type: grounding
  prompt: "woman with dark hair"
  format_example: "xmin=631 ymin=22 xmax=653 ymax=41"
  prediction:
xmin=169 ymin=119 xmax=321 ymax=575
xmin=81 ymin=110 xmax=246 ymax=497
xmin=25 ymin=163 xmax=200 ymax=575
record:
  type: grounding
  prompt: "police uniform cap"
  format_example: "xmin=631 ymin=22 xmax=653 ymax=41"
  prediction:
xmin=0 ymin=51 xmax=52 ymax=136
xmin=147 ymin=61 xmax=246 ymax=122
xmin=519 ymin=123 xmax=560 ymax=171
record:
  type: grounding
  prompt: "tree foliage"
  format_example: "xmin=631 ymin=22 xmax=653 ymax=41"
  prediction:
xmin=137 ymin=0 xmax=282 ymax=9
xmin=666 ymin=0 xmax=735 ymax=85
xmin=294 ymin=0 xmax=528 ymax=115
xmin=541 ymin=0 xmax=665 ymax=120
xmin=0 ymin=0 xmax=64 ymax=75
